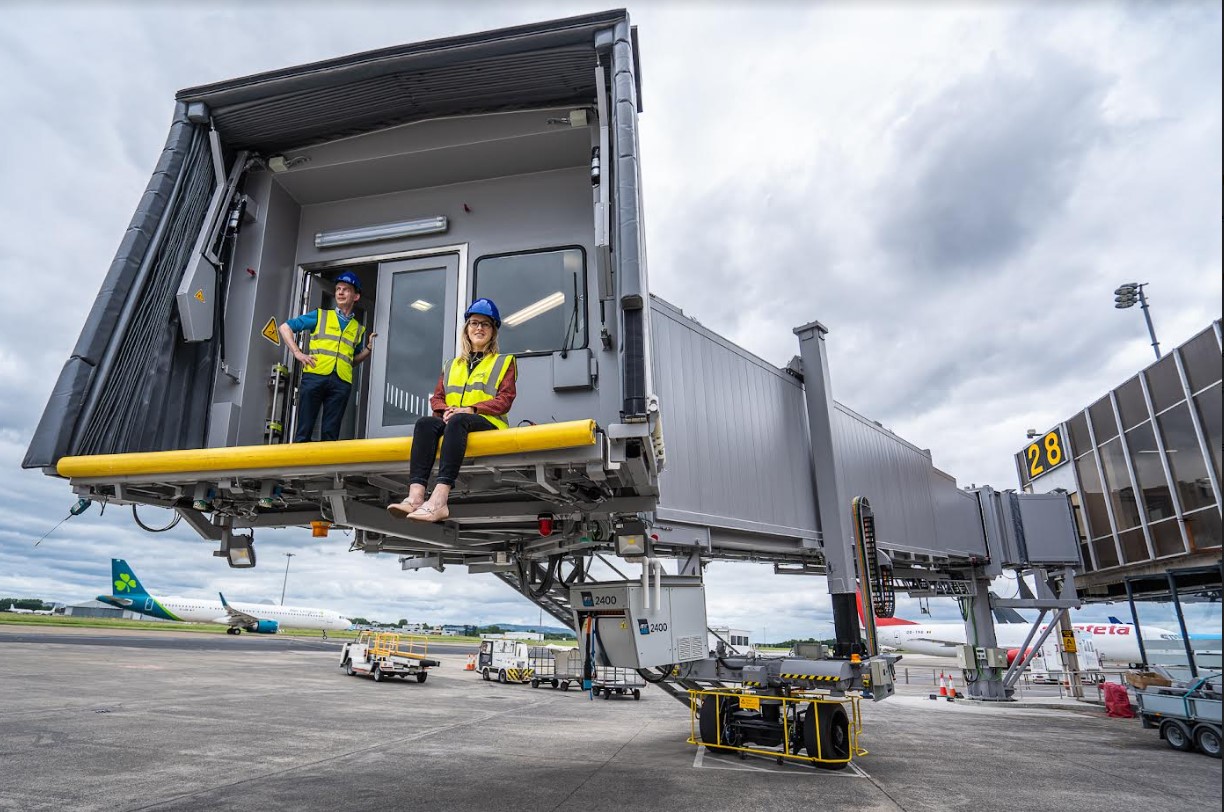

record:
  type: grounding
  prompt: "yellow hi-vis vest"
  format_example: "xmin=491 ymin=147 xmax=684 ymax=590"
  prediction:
xmin=306 ymin=309 xmax=365 ymax=384
xmin=443 ymin=353 xmax=514 ymax=429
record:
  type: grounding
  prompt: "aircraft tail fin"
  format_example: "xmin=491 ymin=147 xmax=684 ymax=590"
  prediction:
xmin=856 ymin=590 xmax=917 ymax=626
xmin=111 ymin=559 xmax=150 ymax=597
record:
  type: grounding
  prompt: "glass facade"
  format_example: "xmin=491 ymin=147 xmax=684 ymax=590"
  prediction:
xmin=1024 ymin=321 xmax=1222 ymax=575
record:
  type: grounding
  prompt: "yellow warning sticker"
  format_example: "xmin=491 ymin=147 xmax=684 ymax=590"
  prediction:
xmin=194 ymin=289 xmax=206 ymax=303
xmin=261 ymin=317 xmax=280 ymax=346
xmin=738 ymin=695 xmax=760 ymax=711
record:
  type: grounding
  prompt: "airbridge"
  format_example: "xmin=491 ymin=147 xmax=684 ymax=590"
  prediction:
xmin=27 ymin=10 xmax=1081 ymax=705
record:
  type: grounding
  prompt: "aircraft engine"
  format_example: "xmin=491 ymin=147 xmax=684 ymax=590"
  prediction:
xmin=250 ymin=619 xmax=280 ymax=634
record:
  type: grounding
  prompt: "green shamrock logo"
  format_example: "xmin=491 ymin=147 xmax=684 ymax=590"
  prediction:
xmin=115 ymin=573 xmax=137 ymax=592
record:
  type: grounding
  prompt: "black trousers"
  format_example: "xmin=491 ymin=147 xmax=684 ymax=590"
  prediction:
xmin=409 ymin=414 xmax=496 ymax=487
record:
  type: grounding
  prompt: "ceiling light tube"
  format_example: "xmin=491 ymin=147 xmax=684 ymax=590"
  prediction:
xmin=502 ymin=291 xmax=565 ymax=327
xmin=315 ymin=216 xmax=448 ymax=249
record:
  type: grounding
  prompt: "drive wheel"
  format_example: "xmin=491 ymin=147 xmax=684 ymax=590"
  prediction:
xmin=1162 ymin=719 xmax=1194 ymax=752
xmin=1193 ymin=724 xmax=1220 ymax=758
xmin=698 ymin=697 xmax=739 ymax=752
xmin=344 ymin=660 xmax=354 ymax=676
xmin=417 ymin=672 xmax=428 ymax=684
xmin=482 ymin=668 xmax=491 ymax=681
xmin=373 ymin=665 xmax=384 ymax=683
xmin=804 ymin=703 xmax=850 ymax=770
xmin=498 ymin=670 xmax=507 ymax=684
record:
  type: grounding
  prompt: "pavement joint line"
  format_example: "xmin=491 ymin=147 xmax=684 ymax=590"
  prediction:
xmin=123 ymin=693 xmax=563 ymax=812
xmin=545 ymin=717 xmax=660 ymax=811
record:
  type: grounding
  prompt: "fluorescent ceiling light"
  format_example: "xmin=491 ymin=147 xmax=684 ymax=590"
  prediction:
xmin=315 ymin=216 xmax=448 ymax=249
xmin=410 ymin=299 xmax=434 ymax=312
xmin=502 ymin=291 xmax=565 ymax=327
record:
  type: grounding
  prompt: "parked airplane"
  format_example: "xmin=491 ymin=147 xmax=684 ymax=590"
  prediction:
xmin=97 ymin=559 xmax=351 ymax=636
xmin=858 ymin=597 xmax=1177 ymax=664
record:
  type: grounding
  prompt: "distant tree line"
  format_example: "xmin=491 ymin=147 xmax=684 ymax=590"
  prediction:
xmin=1 ymin=598 xmax=54 ymax=611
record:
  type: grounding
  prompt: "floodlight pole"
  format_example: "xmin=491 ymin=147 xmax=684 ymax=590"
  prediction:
xmin=280 ymin=552 xmax=295 ymax=605
xmin=1136 ymin=285 xmax=1161 ymax=360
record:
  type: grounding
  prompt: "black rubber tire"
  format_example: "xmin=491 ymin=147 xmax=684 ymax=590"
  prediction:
xmin=1162 ymin=719 xmax=1194 ymax=752
xmin=698 ymin=697 xmax=738 ymax=752
xmin=1193 ymin=724 xmax=1221 ymax=758
xmin=531 ymin=679 xmax=540 ymax=689
xmin=417 ymin=672 xmax=428 ymax=684
xmin=804 ymin=703 xmax=850 ymax=770
xmin=498 ymin=670 xmax=507 ymax=684
xmin=633 ymin=689 xmax=641 ymax=700
xmin=344 ymin=660 xmax=354 ymax=676
xmin=482 ymin=668 xmax=491 ymax=681
xmin=603 ymin=687 xmax=611 ymax=699
xmin=551 ymin=679 xmax=559 ymax=689
xmin=372 ymin=665 xmax=383 ymax=683
xmin=560 ymin=681 xmax=570 ymax=691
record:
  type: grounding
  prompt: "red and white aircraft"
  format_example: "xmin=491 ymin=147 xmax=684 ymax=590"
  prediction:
xmin=868 ymin=610 xmax=1177 ymax=665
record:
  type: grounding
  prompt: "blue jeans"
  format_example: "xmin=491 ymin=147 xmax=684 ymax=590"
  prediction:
xmin=294 ymin=372 xmax=351 ymax=442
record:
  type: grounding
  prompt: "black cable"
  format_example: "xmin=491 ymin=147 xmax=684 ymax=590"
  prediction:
xmin=131 ymin=504 xmax=181 ymax=533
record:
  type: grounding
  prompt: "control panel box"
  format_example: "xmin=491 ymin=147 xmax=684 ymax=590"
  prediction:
xmin=571 ymin=576 xmax=708 ymax=669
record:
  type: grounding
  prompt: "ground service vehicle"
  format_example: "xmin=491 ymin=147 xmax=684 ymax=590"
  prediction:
xmin=1136 ymin=673 xmax=1222 ymax=758
xmin=342 ymin=632 xmax=439 ymax=682
xmin=478 ymin=639 xmax=533 ymax=684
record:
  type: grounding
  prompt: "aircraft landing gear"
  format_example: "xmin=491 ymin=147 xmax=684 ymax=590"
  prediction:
xmin=226 ymin=627 xmax=241 ymax=635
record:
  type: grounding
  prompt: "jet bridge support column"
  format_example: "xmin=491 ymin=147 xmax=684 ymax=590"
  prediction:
xmin=795 ymin=321 xmax=860 ymax=657
xmin=961 ymin=572 xmax=1009 ymax=701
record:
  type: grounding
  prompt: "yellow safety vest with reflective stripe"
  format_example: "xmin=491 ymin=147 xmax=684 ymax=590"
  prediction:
xmin=306 ymin=309 xmax=365 ymax=384
xmin=443 ymin=353 xmax=514 ymax=429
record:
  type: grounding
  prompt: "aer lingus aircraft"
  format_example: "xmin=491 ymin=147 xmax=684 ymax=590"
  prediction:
xmin=98 ymin=559 xmax=350 ymax=635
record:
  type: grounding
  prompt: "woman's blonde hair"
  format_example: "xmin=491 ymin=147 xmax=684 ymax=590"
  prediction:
xmin=459 ymin=321 xmax=499 ymax=357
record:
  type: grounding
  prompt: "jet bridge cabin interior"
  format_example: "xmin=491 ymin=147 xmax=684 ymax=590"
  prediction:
xmin=26 ymin=11 xmax=666 ymax=563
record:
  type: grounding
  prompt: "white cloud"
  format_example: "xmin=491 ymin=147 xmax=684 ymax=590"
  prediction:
xmin=0 ymin=2 xmax=1218 ymax=640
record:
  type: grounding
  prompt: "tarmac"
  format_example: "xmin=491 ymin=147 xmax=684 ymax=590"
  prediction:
xmin=0 ymin=626 xmax=1218 ymax=812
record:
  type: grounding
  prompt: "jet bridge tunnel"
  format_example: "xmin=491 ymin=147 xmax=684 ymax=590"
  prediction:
xmin=26 ymin=10 xmax=1081 ymax=703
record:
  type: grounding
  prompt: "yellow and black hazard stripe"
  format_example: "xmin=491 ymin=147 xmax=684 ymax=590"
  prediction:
xmin=506 ymin=668 xmax=534 ymax=682
xmin=780 ymin=673 xmax=841 ymax=682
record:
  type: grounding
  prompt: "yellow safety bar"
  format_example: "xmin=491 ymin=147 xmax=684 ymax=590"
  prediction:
xmin=686 ymin=688 xmax=865 ymax=768
xmin=370 ymin=633 xmax=431 ymax=660
xmin=56 ymin=419 xmax=597 ymax=479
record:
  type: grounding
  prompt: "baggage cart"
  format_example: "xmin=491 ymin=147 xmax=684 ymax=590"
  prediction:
xmin=592 ymin=665 xmax=644 ymax=700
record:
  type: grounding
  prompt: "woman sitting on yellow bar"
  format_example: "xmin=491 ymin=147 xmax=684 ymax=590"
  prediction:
xmin=387 ymin=299 xmax=516 ymax=523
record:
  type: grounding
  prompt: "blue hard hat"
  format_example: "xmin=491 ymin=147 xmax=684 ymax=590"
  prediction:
xmin=464 ymin=298 xmax=501 ymax=328
xmin=334 ymin=271 xmax=362 ymax=293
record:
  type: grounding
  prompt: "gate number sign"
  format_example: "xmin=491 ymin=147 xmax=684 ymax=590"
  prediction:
xmin=1018 ymin=426 xmax=1068 ymax=486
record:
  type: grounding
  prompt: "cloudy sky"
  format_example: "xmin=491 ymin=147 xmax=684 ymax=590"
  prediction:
xmin=1 ymin=1 xmax=1219 ymax=639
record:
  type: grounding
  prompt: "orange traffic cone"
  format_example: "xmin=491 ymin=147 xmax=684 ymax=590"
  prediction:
xmin=938 ymin=673 xmax=948 ymax=697
xmin=947 ymin=675 xmax=958 ymax=699
xmin=464 ymin=654 xmax=476 ymax=671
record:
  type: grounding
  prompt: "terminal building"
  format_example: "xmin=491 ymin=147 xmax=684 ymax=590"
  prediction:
xmin=1016 ymin=321 xmax=1222 ymax=603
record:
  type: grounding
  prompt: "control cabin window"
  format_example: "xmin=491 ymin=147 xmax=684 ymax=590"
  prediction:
xmin=474 ymin=247 xmax=586 ymax=356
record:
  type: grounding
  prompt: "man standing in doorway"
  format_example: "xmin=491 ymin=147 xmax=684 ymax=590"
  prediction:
xmin=278 ymin=271 xmax=376 ymax=442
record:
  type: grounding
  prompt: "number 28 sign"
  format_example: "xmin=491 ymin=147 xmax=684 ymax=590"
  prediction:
xmin=1018 ymin=426 xmax=1069 ymax=486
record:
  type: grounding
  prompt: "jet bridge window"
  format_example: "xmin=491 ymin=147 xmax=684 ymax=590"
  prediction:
xmin=473 ymin=247 xmax=586 ymax=356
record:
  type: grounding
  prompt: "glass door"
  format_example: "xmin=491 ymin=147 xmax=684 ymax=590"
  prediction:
xmin=367 ymin=254 xmax=460 ymax=438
